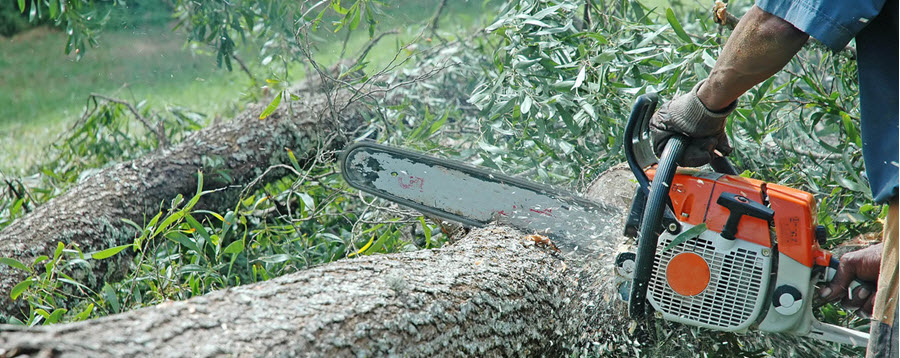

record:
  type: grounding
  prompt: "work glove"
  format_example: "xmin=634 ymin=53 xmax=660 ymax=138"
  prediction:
xmin=650 ymin=80 xmax=737 ymax=167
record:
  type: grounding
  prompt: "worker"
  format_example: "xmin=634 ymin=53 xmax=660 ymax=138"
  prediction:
xmin=649 ymin=2 xmax=897 ymax=357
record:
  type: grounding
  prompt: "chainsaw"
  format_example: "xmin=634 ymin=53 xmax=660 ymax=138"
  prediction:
xmin=339 ymin=94 xmax=869 ymax=347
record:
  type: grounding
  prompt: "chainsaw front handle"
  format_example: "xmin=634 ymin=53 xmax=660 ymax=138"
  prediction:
xmin=629 ymin=135 xmax=685 ymax=318
xmin=623 ymin=94 xmax=739 ymax=318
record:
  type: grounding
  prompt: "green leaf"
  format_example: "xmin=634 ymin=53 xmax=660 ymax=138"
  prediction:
xmin=665 ymin=8 xmax=693 ymax=44
xmin=259 ymin=91 xmax=283 ymax=120
xmin=332 ymin=0 xmax=350 ymax=14
xmin=103 ymin=283 xmax=120 ymax=313
xmin=146 ymin=211 xmax=164 ymax=233
xmin=349 ymin=3 xmax=361 ymax=30
xmin=418 ymin=217 xmax=433 ymax=249
xmin=185 ymin=215 xmax=211 ymax=243
xmin=49 ymin=0 xmax=58 ymax=19
xmin=53 ymin=241 xmax=64 ymax=262
xmin=90 ymin=244 xmax=132 ymax=260
xmin=47 ymin=308 xmax=66 ymax=324
xmin=362 ymin=230 xmax=393 ymax=255
xmin=663 ymin=223 xmax=707 ymax=252
xmin=0 ymin=257 xmax=30 ymax=272
xmin=166 ymin=231 xmax=203 ymax=254
xmin=32 ymin=255 xmax=49 ymax=265
xmin=10 ymin=278 xmax=32 ymax=300
xmin=521 ymin=96 xmax=532 ymax=114
xmin=177 ymin=264 xmax=207 ymax=275
xmin=428 ymin=110 xmax=449 ymax=136
xmin=18 ymin=0 xmax=25 ymax=13
xmin=120 ymin=218 xmax=143 ymax=232
xmin=73 ymin=303 xmax=94 ymax=321
xmin=153 ymin=210 xmax=185 ymax=237
xmin=572 ymin=65 xmax=586 ymax=90
xmin=224 ymin=240 xmax=244 ymax=255
xmin=258 ymin=254 xmax=291 ymax=263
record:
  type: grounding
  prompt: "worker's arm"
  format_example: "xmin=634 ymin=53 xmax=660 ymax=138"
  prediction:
xmin=650 ymin=5 xmax=809 ymax=166
xmin=698 ymin=5 xmax=809 ymax=111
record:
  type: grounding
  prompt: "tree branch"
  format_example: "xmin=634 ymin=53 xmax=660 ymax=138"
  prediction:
xmin=88 ymin=93 xmax=169 ymax=148
xmin=230 ymin=53 xmax=257 ymax=85
xmin=428 ymin=0 xmax=449 ymax=42
xmin=353 ymin=29 xmax=400 ymax=67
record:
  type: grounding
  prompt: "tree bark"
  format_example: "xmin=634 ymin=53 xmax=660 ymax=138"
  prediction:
xmin=0 ymin=165 xmax=639 ymax=357
xmin=0 ymin=224 xmax=614 ymax=357
xmin=0 ymin=88 xmax=368 ymax=318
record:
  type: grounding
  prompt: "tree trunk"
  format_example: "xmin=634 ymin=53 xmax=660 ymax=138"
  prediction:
xmin=0 ymin=165 xmax=640 ymax=357
xmin=0 ymin=88 xmax=367 ymax=318
xmin=0 ymin=224 xmax=620 ymax=357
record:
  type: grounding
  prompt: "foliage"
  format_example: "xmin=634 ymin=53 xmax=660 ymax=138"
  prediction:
xmin=11 ymin=0 xmax=106 ymax=58
xmin=0 ymin=0 xmax=879 ymax=356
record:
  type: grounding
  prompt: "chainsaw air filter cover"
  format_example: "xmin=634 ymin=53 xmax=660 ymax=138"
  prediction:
xmin=648 ymin=225 xmax=772 ymax=331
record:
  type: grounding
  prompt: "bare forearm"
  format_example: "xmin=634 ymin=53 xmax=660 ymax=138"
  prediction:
xmin=698 ymin=5 xmax=809 ymax=111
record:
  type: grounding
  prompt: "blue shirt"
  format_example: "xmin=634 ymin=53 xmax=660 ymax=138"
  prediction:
xmin=757 ymin=0 xmax=899 ymax=204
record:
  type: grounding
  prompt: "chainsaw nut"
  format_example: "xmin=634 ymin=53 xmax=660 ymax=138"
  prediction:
xmin=667 ymin=223 xmax=679 ymax=233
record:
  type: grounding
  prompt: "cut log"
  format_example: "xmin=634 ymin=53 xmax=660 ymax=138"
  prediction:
xmin=0 ymin=166 xmax=636 ymax=357
xmin=0 ymin=161 xmax=846 ymax=357
xmin=0 ymin=225 xmax=610 ymax=357
xmin=0 ymin=89 xmax=367 ymax=318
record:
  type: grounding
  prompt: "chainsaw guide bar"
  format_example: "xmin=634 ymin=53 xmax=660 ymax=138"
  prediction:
xmin=340 ymin=141 xmax=618 ymax=252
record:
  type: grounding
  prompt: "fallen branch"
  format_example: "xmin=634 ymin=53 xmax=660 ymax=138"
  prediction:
xmin=0 ymin=226 xmax=604 ymax=357
xmin=88 ymin=93 xmax=169 ymax=148
xmin=0 ymin=86 xmax=368 ymax=319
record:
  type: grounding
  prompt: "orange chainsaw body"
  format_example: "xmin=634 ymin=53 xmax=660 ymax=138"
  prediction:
xmin=648 ymin=168 xmax=832 ymax=268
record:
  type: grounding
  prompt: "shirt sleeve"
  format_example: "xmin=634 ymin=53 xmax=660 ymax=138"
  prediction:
xmin=755 ymin=0 xmax=886 ymax=51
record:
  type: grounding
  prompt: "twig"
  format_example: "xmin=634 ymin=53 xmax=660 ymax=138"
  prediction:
xmin=0 ymin=168 xmax=37 ymax=213
xmin=583 ymin=0 xmax=592 ymax=29
xmin=231 ymin=53 xmax=257 ymax=84
xmin=339 ymin=26 xmax=353 ymax=59
xmin=428 ymin=0 xmax=449 ymax=42
xmin=3 ymin=179 xmax=32 ymax=213
xmin=353 ymin=29 xmax=400 ymax=66
xmin=88 ymin=93 xmax=169 ymax=148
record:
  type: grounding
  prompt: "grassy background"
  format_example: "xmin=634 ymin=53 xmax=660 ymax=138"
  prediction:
xmin=0 ymin=0 xmax=498 ymax=173
xmin=0 ymin=26 xmax=251 ymax=172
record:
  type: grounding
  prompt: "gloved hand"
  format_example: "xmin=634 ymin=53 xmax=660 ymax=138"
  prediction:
xmin=650 ymin=80 xmax=738 ymax=167
xmin=820 ymin=243 xmax=882 ymax=316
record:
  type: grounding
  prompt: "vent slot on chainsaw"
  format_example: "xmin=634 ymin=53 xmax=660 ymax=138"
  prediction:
xmin=648 ymin=232 xmax=770 ymax=330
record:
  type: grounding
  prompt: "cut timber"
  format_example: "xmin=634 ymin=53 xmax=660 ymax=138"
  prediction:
xmin=0 ymin=89 xmax=367 ymax=318
xmin=0 ymin=166 xmax=637 ymax=357
xmin=0 ymin=226 xmax=605 ymax=357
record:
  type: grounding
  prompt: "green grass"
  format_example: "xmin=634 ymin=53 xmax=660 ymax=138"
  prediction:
xmin=0 ymin=1 xmax=499 ymax=174
xmin=0 ymin=25 xmax=250 ymax=173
